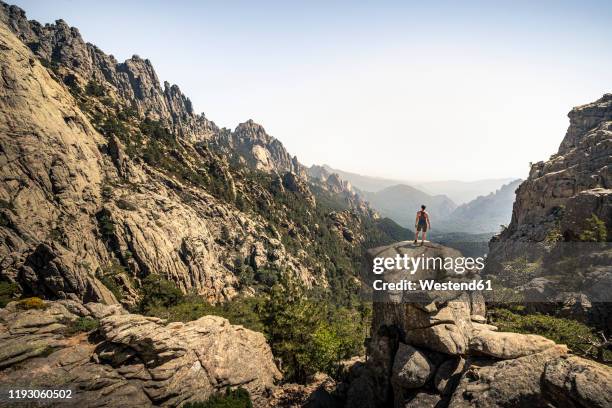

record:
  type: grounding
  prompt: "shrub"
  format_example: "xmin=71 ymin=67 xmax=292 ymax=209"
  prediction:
xmin=579 ymin=214 xmax=608 ymax=242
xmin=85 ymin=81 xmax=105 ymax=97
xmin=545 ymin=224 xmax=563 ymax=243
xmin=184 ymin=387 xmax=252 ymax=408
xmin=96 ymin=210 xmax=116 ymax=241
xmin=0 ymin=281 xmax=19 ymax=307
xmin=139 ymin=274 xmax=184 ymax=312
xmin=63 ymin=74 xmax=81 ymax=96
xmin=254 ymin=267 xmax=280 ymax=286
xmin=489 ymin=308 xmax=612 ymax=362
xmin=261 ymin=280 xmax=367 ymax=382
xmin=17 ymin=297 xmax=47 ymax=310
xmin=96 ymin=262 xmax=127 ymax=301
xmin=65 ymin=316 xmax=100 ymax=335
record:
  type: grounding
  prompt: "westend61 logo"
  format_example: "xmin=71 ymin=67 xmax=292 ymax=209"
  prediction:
xmin=371 ymin=254 xmax=491 ymax=292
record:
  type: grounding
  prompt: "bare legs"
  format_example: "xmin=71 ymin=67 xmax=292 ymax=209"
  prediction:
xmin=414 ymin=229 xmax=427 ymax=244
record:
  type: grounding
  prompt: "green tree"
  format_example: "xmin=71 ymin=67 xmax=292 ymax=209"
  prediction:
xmin=579 ymin=214 xmax=608 ymax=242
xmin=139 ymin=274 xmax=184 ymax=312
xmin=184 ymin=387 xmax=252 ymax=408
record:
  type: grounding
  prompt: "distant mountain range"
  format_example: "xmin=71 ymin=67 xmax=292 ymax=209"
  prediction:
xmin=358 ymin=185 xmax=457 ymax=228
xmin=312 ymin=164 xmax=516 ymax=204
xmin=309 ymin=165 xmax=520 ymax=234
xmin=436 ymin=179 xmax=522 ymax=233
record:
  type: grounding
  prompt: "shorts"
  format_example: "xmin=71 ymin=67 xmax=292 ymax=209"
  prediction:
xmin=417 ymin=223 xmax=428 ymax=232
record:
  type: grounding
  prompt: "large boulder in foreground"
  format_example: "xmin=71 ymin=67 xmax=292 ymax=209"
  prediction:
xmin=343 ymin=240 xmax=612 ymax=408
xmin=0 ymin=300 xmax=280 ymax=407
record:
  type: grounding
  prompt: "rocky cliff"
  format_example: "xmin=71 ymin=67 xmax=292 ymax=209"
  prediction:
xmin=485 ymin=94 xmax=612 ymax=331
xmin=0 ymin=1 xmax=406 ymax=307
xmin=339 ymin=241 xmax=612 ymax=408
xmin=496 ymin=95 xmax=611 ymax=244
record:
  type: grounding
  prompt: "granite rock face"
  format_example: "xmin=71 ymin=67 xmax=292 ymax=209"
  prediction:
xmin=485 ymin=94 xmax=612 ymax=331
xmin=501 ymin=94 xmax=612 ymax=243
xmin=341 ymin=241 xmax=612 ymax=408
xmin=0 ymin=2 xmax=381 ymax=305
xmin=0 ymin=300 xmax=281 ymax=407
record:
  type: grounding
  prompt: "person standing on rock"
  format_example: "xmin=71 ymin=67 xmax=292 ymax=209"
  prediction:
xmin=414 ymin=205 xmax=430 ymax=245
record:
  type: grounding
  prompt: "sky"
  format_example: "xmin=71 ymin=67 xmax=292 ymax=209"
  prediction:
xmin=11 ymin=0 xmax=612 ymax=182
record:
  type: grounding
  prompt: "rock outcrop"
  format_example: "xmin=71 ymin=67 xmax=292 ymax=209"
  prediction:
xmin=496 ymin=94 xmax=611 ymax=244
xmin=484 ymin=94 xmax=612 ymax=331
xmin=341 ymin=241 xmax=612 ymax=408
xmin=0 ymin=299 xmax=281 ymax=407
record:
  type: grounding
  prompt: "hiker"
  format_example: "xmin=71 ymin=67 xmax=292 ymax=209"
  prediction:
xmin=414 ymin=205 xmax=430 ymax=244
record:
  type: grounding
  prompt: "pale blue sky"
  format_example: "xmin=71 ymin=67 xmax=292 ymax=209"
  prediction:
xmin=11 ymin=1 xmax=612 ymax=181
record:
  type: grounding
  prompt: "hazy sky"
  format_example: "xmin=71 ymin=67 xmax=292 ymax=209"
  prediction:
xmin=12 ymin=1 xmax=612 ymax=181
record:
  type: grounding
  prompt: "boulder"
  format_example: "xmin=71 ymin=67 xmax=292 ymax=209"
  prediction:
xmin=0 ymin=301 xmax=281 ymax=407
xmin=448 ymin=345 xmax=569 ymax=407
xmin=391 ymin=343 xmax=434 ymax=390
xmin=403 ymin=392 xmax=441 ymax=408
xmin=543 ymin=355 xmax=612 ymax=408
xmin=434 ymin=357 xmax=466 ymax=396
xmin=468 ymin=329 xmax=557 ymax=359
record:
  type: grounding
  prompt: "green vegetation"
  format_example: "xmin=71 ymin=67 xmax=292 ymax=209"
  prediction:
xmin=64 ymin=316 xmax=100 ymax=335
xmin=139 ymin=274 xmax=184 ymax=312
xmin=96 ymin=262 xmax=128 ymax=301
xmin=261 ymin=279 xmax=367 ymax=381
xmin=184 ymin=388 xmax=252 ymax=408
xmin=545 ymin=223 xmax=563 ymax=243
xmin=17 ymin=297 xmax=47 ymax=310
xmin=63 ymin=74 xmax=81 ymax=96
xmin=85 ymin=81 xmax=105 ymax=97
xmin=496 ymin=256 xmax=541 ymax=287
xmin=96 ymin=210 xmax=116 ymax=242
xmin=139 ymin=275 xmax=369 ymax=382
xmin=579 ymin=214 xmax=608 ymax=242
xmin=490 ymin=308 xmax=611 ymax=363
xmin=0 ymin=281 xmax=19 ymax=307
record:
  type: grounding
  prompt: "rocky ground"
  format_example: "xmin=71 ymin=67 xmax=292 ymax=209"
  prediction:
xmin=0 ymin=299 xmax=280 ymax=407
xmin=0 ymin=2 xmax=611 ymax=407
xmin=337 ymin=241 xmax=612 ymax=408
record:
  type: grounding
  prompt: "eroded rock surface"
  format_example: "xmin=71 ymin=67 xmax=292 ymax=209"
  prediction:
xmin=0 ymin=300 xmax=280 ymax=407
xmin=342 ymin=241 xmax=612 ymax=408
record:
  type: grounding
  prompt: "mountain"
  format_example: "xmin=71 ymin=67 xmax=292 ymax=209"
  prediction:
xmin=486 ymin=93 xmax=612 ymax=332
xmin=359 ymin=184 xmax=456 ymax=228
xmin=310 ymin=164 xmax=515 ymax=204
xmin=492 ymin=94 xmax=612 ymax=245
xmin=1 ymin=3 xmax=611 ymax=406
xmin=437 ymin=179 xmax=522 ymax=233
xmin=416 ymin=178 xmax=517 ymax=204
xmin=0 ymin=2 xmax=410 ymax=309
xmin=308 ymin=164 xmax=402 ymax=193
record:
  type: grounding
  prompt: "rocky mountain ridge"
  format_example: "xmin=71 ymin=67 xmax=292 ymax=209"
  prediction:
xmin=436 ymin=179 xmax=522 ymax=234
xmin=0 ymin=1 xmax=406 ymax=308
xmin=495 ymin=94 xmax=611 ymax=244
